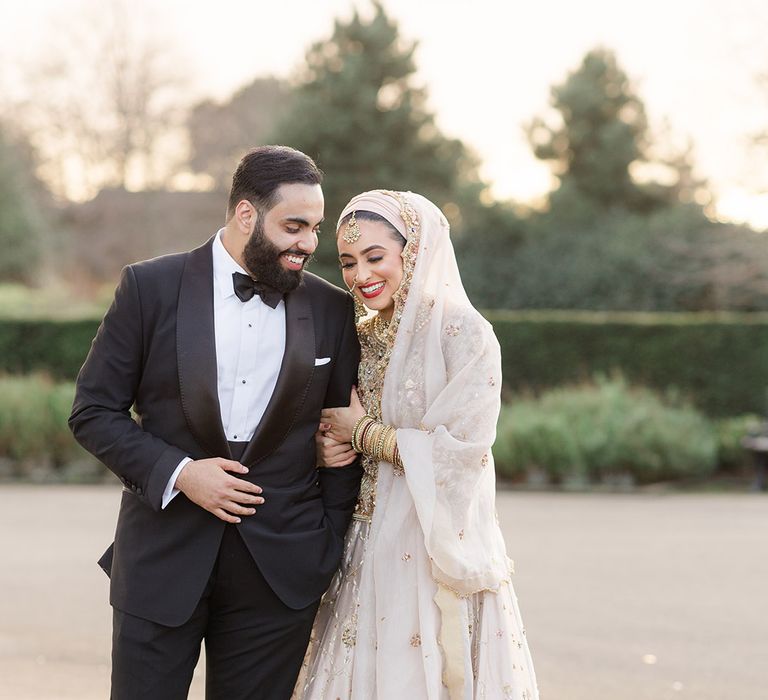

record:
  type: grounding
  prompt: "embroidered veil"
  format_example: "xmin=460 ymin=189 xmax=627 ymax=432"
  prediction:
xmin=337 ymin=190 xmax=511 ymax=596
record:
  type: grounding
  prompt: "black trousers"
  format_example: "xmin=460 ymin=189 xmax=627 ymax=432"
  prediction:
xmin=111 ymin=523 xmax=319 ymax=700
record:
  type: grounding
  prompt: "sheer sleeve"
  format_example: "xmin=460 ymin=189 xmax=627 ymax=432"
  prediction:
xmin=390 ymin=309 xmax=511 ymax=594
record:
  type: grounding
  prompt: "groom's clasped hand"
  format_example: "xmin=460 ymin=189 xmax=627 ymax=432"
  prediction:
xmin=175 ymin=457 xmax=265 ymax=524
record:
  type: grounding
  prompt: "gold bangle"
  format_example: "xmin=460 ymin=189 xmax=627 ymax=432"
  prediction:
xmin=385 ymin=428 xmax=398 ymax=462
xmin=393 ymin=444 xmax=403 ymax=470
xmin=374 ymin=425 xmax=389 ymax=462
xmin=351 ymin=415 xmax=374 ymax=453
xmin=364 ymin=421 xmax=380 ymax=456
xmin=383 ymin=427 xmax=400 ymax=468
xmin=355 ymin=420 xmax=403 ymax=470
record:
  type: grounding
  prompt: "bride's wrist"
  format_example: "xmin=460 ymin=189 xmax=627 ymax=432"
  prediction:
xmin=353 ymin=417 xmax=403 ymax=471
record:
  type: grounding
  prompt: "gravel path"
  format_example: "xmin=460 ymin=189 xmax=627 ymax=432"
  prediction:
xmin=0 ymin=485 xmax=765 ymax=699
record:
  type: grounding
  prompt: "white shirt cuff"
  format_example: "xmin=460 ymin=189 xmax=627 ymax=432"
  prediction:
xmin=162 ymin=457 xmax=192 ymax=509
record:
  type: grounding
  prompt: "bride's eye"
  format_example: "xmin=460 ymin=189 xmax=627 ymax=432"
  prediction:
xmin=340 ymin=262 xmax=356 ymax=269
xmin=368 ymin=256 xmax=383 ymax=263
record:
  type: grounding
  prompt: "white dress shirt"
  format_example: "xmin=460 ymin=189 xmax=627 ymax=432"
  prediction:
xmin=162 ymin=229 xmax=286 ymax=508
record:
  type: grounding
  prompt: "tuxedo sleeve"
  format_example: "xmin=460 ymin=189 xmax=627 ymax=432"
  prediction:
xmin=69 ymin=265 xmax=188 ymax=512
xmin=317 ymin=296 xmax=363 ymax=540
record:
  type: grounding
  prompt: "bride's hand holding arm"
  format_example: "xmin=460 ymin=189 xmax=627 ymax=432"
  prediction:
xmin=316 ymin=387 xmax=364 ymax=468
xmin=320 ymin=387 xmax=366 ymax=443
xmin=323 ymin=387 xmax=403 ymax=470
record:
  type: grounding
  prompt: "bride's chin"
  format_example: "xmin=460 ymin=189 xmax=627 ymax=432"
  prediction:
xmin=365 ymin=294 xmax=393 ymax=311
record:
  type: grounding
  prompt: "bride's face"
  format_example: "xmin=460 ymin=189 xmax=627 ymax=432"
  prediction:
xmin=338 ymin=219 xmax=405 ymax=320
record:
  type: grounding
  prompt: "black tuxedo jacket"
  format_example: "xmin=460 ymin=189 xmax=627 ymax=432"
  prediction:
xmin=69 ymin=236 xmax=362 ymax=626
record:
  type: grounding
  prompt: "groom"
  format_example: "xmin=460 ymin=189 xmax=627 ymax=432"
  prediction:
xmin=69 ymin=146 xmax=362 ymax=699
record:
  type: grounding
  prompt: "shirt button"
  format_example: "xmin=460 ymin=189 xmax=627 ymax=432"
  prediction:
xmin=233 ymin=435 xmax=238 ymax=439
xmin=248 ymin=323 xmax=252 ymax=328
xmin=242 ymin=379 xmax=246 ymax=384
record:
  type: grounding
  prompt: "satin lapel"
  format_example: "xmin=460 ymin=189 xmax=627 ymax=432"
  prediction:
xmin=176 ymin=237 xmax=230 ymax=459
xmin=240 ymin=280 xmax=315 ymax=466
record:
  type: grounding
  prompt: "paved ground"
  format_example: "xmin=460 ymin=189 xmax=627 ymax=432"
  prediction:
xmin=0 ymin=485 xmax=765 ymax=699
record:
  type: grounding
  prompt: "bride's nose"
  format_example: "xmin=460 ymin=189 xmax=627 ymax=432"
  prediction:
xmin=356 ymin=261 xmax=373 ymax=283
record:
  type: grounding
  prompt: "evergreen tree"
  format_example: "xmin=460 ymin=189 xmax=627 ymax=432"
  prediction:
xmin=273 ymin=1 xmax=482 ymax=277
xmin=528 ymin=48 xmax=660 ymax=212
xmin=0 ymin=126 xmax=44 ymax=282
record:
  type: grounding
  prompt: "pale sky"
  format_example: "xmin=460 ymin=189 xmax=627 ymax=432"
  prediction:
xmin=2 ymin=0 xmax=767 ymax=228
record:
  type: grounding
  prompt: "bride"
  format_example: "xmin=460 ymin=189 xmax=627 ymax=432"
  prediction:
xmin=294 ymin=190 xmax=538 ymax=700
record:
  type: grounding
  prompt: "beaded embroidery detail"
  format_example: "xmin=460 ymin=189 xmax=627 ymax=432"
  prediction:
xmin=352 ymin=191 xmax=421 ymax=521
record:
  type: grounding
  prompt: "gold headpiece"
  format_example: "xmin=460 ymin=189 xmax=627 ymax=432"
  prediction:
xmin=342 ymin=211 xmax=361 ymax=244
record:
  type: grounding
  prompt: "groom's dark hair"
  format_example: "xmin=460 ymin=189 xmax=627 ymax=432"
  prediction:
xmin=226 ymin=145 xmax=323 ymax=220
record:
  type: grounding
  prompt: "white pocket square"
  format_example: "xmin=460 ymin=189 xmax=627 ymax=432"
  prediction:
xmin=314 ymin=357 xmax=331 ymax=366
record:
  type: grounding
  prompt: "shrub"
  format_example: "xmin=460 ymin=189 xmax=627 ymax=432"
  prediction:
xmin=0 ymin=374 xmax=97 ymax=479
xmin=716 ymin=414 xmax=762 ymax=473
xmin=495 ymin=378 xmax=717 ymax=485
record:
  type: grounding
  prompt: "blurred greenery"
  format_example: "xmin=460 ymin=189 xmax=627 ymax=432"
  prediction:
xmin=0 ymin=125 xmax=46 ymax=283
xmin=0 ymin=3 xmax=766 ymax=488
xmin=457 ymin=47 xmax=766 ymax=313
xmin=494 ymin=377 xmax=718 ymax=486
xmin=0 ymin=374 xmax=100 ymax=481
xmin=0 ymin=374 xmax=752 ymax=486
xmin=489 ymin=309 xmax=768 ymax=417
xmin=5 ymin=308 xmax=768 ymax=419
xmin=0 ymin=284 xmax=111 ymax=319
xmin=526 ymin=48 xmax=702 ymax=213
xmin=1 ymin=3 xmax=760 ymax=316
xmin=715 ymin=414 xmax=761 ymax=474
xmin=460 ymin=204 xmax=768 ymax=311
xmin=0 ymin=317 xmax=102 ymax=379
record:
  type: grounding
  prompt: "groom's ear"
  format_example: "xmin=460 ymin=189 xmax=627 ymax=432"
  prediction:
xmin=234 ymin=200 xmax=256 ymax=234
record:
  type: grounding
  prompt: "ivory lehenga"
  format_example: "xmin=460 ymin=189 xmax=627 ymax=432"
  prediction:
xmin=293 ymin=191 xmax=538 ymax=700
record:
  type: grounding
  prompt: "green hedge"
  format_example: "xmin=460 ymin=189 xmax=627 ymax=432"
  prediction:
xmin=3 ymin=310 xmax=768 ymax=417
xmin=487 ymin=310 xmax=768 ymax=417
xmin=0 ymin=318 xmax=100 ymax=379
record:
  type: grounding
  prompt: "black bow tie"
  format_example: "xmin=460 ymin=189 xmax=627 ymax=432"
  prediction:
xmin=232 ymin=272 xmax=283 ymax=308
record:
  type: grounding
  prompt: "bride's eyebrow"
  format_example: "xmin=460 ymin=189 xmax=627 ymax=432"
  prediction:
xmin=339 ymin=245 xmax=386 ymax=260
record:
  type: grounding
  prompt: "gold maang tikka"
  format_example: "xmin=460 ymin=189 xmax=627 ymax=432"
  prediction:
xmin=343 ymin=211 xmax=361 ymax=244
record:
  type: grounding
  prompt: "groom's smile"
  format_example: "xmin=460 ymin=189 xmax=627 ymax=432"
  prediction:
xmin=281 ymin=250 xmax=310 ymax=271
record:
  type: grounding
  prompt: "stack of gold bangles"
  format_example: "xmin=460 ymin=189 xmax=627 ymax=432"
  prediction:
xmin=351 ymin=415 xmax=403 ymax=469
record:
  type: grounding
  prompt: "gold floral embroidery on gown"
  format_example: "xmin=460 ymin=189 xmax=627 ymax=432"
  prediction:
xmin=353 ymin=314 xmax=398 ymax=521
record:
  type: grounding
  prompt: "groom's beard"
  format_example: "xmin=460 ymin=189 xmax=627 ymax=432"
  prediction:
xmin=242 ymin=215 xmax=311 ymax=294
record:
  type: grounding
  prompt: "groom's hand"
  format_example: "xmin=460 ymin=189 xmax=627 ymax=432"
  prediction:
xmin=316 ymin=429 xmax=357 ymax=468
xmin=176 ymin=458 xmax=264 ymax=523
